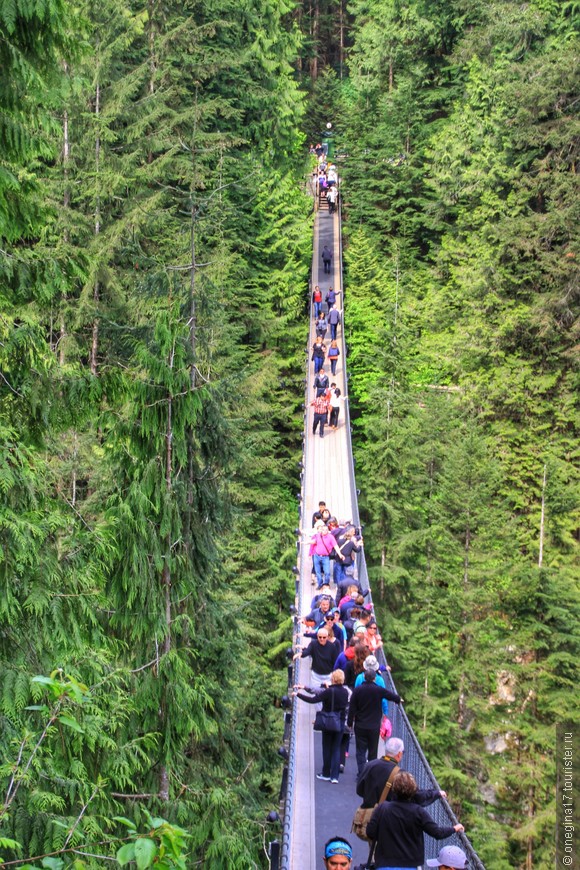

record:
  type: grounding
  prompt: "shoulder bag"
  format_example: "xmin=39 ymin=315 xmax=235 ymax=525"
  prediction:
xmin=351 ymin=764 xmax=400 ymax=842
xmin=313 ymin=687 xmax=342 ymax=733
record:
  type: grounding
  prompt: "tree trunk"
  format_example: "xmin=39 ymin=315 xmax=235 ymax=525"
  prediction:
xmin=538 ymin=463 xmax=546 ymax=568
xmin=310 ymin=0 xmax=319 ymax=82
xmin=185 ymin=191 xmax=198 ymax=555
xmin=457 ymin=515 xmax=470 ymax=727
xmin=158 ymin=766 xmax=170 ymax=803
xmin=148 ymin=0 xmax=156 ymax=96
xmin=294 ymin=3 xmax=302 ymax=72
xmin=457 ymin=676 xmax=466 ymax=726
xmin=71 ymin=431 xmax=77 ymax=507
xmin=60 ymin=63 xmax=70 ymax=366
xmin=90 ymin=80 xmax=101 ymax=377
xmin=424 ymin=457 xmax=434 ymax=731
xmin=339 ymin=0 xmax=344 ymax=79
xmin=463 ymin=521 xmax=470 ymax=587
xmin=159 ymin=342 xmax=174 ymax=800
xmin=189 ymin=202 xmax=197 ymax=388
xmin=147 ymin=0 xmax=156 ymax=164
xmin=163 ymin=343 xmax=174 ymax=656
xmin=526 ymin=785 xmax=534 ymax=869
xmin=380 ymin=545 xmax=385 ymax=599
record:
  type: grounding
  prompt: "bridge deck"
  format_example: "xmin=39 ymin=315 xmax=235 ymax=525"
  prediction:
xmin=283 ymin=186 xmax=485 ymax=870
xmin=289 ymin=203 xmax=370 ymax=868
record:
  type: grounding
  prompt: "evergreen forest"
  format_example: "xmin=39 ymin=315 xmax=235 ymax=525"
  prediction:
xmin=0 ymin=0 xmax=578 ymax=868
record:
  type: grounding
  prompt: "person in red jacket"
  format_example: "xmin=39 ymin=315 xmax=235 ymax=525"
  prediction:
xmin=310 ymin=390 xmax=331 ymax=440
xmin=312 ymin=284 xmax=323 ymax=319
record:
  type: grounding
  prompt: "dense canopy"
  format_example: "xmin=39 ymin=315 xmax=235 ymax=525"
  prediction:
xmin=0 ymin=0 xmax=578 ymax=866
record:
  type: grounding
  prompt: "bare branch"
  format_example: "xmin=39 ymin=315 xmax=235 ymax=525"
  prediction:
xmin=130 ymin=658 xmax=159 ymax=674
xmin=58 ymin=493 xmax=95 ymax=532
xmin=63 ymin=785 xmax=99 ymax=848
xmin=0 ymin=371 xmax=25 ymax=398
xmin=1 ymin=702 xmax=63 ymax=819
xmin=110 ymin=792 xmax=158 ymax=799
xmin=166 ymin=260 xmax=211 ymax=271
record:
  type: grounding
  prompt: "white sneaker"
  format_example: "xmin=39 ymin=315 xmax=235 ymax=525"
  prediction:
xmin=316 ymin=774 xmax=331 ymax=781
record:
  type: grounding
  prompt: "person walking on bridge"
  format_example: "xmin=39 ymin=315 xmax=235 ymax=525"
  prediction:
xmin=328 ymin=340 xmax=340 ymax=376
xmin=322 ymin=245 xmax=333 ymax=274
xmin=314 ymin=368 xmax=330 ymax=395
xmin=295 ymin=669 xmax=350 ymax=783
xmin=312 ymin=336 xmax=326 ymax=374
xmin=316 ymin=310 xmax=329 ymax=340
xmin=311 ymin=390 xmax=331 ymax=440
xmin=356 ymin=737 xmax=447 ymax=808
xmin=294 ymin=627 xmax=339 ymax=690
xmin=327 ymin=185 xmax=337 ymax=214
xmin=365 ymin=771 xmax=464 ymax=869
xmin=427 ymin=846 xmax=468 ymax=869
xmin=348 ymin=664 xmax=402 ymax=774
xmin=313 ymin=285 xmax=323 ymax=319
xmin=309 ymin=520 xmax=346 ymax=586
xmin=328 ymin=305 xmax=341 ymax=339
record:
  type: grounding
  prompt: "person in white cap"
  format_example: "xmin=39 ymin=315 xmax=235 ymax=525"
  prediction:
xmin=426 ymin=845 xmax=468 ymax=868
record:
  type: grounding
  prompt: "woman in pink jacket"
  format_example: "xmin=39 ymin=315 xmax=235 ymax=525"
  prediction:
xmin=310 ymin=521 xmax=345 ymax=589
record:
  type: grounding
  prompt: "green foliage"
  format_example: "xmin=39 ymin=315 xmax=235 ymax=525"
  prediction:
xmin=340 ymin=1 xmax=579 ymax=865
xmin=0 ymin=0 xmax=72 ymax=240
xmin=116 ymin=811 xmax=190 ymax=869
xmin=0 ymin=0 xmax=309 ymax=864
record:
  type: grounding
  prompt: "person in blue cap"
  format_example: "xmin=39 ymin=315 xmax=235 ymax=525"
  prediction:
xmin=426 ymin=845 xmax=467 ymax=868
xmin=323 ymin=836 xmax=353 ymax=869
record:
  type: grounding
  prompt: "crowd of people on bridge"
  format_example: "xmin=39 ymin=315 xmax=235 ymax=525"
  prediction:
xmin=312 ymin=142 xmax=339 ymax=214
xmin=288 ymin=155 xmax=468 ymax=870
xmin=310 ymin=283 xmax=345 ymax=439
xmin=293 ymin=499 xmax=466 ymax=866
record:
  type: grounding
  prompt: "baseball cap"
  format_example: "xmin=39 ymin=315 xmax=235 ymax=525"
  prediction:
xmin=426 ymin=845 xmax=467 ymax=868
